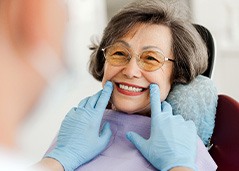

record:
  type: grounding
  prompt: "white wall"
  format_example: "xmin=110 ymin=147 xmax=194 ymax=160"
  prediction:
xmin=192 ymin=0 xmax=239 ymax=101
xmin=18 ymin=0 xmax=239 ymax=165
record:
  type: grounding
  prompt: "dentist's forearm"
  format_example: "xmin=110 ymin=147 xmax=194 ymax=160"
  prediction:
xmin=170 ymin=167 xmax=194 ymax=171
xmin=34 ymin=158 xmax=64 ymax=171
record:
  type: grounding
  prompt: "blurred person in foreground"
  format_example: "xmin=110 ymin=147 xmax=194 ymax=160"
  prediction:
xmin=0 ymin=0 xmax=114 ymax=170
xmin=0 ymin=0 xmax=71 ymax=170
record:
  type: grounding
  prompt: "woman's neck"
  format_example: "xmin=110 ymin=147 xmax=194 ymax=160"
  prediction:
xmin=110 ymin=103 xmax=151 ymax=117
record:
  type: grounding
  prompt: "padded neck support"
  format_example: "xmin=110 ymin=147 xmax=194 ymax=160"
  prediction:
xmin=166 ymin=75 xmax=218 ymax=146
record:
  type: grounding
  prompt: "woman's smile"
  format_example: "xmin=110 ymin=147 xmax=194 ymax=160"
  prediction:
xmin=115 ymin=82 xmax=147 ymax=96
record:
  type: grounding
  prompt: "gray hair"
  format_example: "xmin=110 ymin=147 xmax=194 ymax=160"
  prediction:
xmin=89 ymin=0 xmax=208 ymax=84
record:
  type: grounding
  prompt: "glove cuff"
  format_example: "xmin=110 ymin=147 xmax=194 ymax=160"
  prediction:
xmin=161 ymin=161 xmax=198 ymax=171
xmin=44 ymin=148 xmax=81 ymax=171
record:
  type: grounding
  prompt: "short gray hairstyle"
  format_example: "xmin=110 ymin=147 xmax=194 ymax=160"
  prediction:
xmin=89 ymin=0 xmax=208 ymax=84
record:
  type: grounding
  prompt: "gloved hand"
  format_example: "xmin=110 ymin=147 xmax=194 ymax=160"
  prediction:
xmin=45 ymin=81 xmax=113 ymax=171
xmin=126 ymin=84 xmax=198 ymax=171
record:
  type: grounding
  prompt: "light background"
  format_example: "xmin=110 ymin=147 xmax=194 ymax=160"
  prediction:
xmin=18 ymin=0 xmax=239 ymax=165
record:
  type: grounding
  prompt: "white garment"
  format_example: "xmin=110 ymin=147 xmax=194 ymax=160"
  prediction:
xmin=0 ymin=148 xmax=41 ymax=171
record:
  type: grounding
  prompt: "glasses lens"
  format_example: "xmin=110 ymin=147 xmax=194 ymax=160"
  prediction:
xmin=138 ymin=51 xmax=164 ymax=71
xmin=104 ymin=45 xmax=129 ymax=66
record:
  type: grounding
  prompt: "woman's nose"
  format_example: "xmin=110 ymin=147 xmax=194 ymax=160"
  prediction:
xmin=122 ymin=57 xmax=142 ymax=78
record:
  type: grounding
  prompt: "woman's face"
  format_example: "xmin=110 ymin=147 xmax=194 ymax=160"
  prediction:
xmin=102 ymin=23 xmax=174 ymax=115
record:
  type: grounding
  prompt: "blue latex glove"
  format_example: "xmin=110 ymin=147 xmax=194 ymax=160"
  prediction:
xmin=45 ymin=81 xmax=113 ymax=171
xmin=126 ymin=84 xmax=198 ymax=171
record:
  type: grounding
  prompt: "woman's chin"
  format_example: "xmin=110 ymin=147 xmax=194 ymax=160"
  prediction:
xmin=112 ymin=104 xmax=151 ymax=116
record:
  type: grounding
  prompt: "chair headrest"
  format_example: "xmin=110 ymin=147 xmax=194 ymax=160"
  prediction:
xmin=194 ymin=24 xmax=215 ymax=78
xmin=166 ymin=75 xmax=218 ymax=146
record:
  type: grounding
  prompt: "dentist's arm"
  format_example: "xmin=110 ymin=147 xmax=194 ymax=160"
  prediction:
xmin=34 ymin=158 xmax=64 ymax=171
xmin=36 ymin=81 xmax=113 ymax=171
xmin=126 ymin=84 xmax=197 ymax=171
xmin=170 ymin=168 xmax=194 ymax=171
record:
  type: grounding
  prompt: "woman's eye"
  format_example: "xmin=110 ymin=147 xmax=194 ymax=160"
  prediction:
xmin=146 ymin=56 xmax=158 ymax=61
xmin=113 ymin=51 xmax=126 ymax=56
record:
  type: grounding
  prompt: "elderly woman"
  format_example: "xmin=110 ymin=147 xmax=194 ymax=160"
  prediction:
xmin=45 ymin=0 xmax=217 ymax=171
xmin=89 ymin=2 xmax=207 ymax=113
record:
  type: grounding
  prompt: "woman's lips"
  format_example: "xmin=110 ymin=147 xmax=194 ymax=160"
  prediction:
xmin=115 ymin=82 xmax=147 ymax=96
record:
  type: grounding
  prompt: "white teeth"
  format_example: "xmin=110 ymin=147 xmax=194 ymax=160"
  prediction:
xmin=119 ymin=84 xmax=143 ymax=92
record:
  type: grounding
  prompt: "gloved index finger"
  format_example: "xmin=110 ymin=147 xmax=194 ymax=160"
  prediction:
xmin=84 ymin=90 xmax=102 ymax=109
xmin=95 ymin=81 xmax=113 ymax=112
xmin=78 ymin=97 xmax=90 ymax=108
xmin=150 ymin=84 xmax=161 ymax=119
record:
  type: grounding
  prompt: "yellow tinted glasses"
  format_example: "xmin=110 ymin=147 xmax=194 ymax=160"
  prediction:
xmin=102 ymin=44 xmax=175 ymax=72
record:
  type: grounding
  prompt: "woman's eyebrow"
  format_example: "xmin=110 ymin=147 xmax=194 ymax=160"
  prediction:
xmin=143 ymin=45 xmax=160 ymax=50
xmin=142 ymin=46 xmax=165 ymax=53
xmin=114 ymin=40 xmax=130 ymax=47
xmin=114 ymin=41 xmax=165 ymax=54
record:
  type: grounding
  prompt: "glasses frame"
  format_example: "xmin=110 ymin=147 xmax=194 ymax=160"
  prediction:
xmin=101 ymin=44 xmax=175 ymax=72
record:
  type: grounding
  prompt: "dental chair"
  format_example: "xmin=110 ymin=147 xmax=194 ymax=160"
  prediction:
xmin=194 ymin=24 xmax=215 ymax=78
xmin=195 ymin=24 xmax=239 ymax=171
xmin=209 ymin=95 xmax=239 ymax=171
